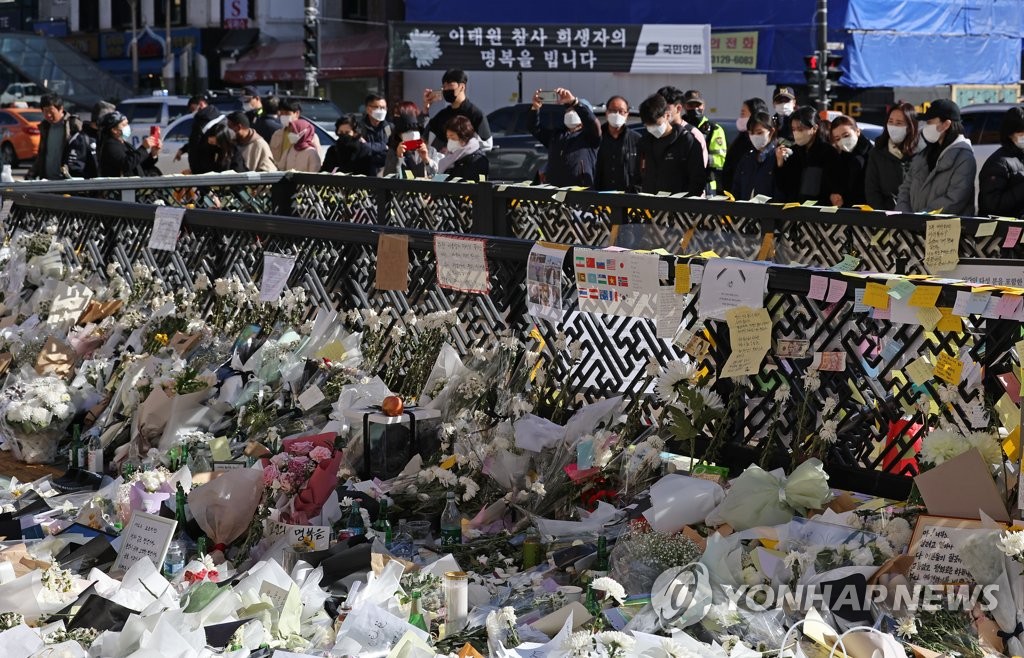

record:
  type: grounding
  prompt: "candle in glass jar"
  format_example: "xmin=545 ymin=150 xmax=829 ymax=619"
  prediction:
xmin=444 ymin=570 xmax=469 ymax=633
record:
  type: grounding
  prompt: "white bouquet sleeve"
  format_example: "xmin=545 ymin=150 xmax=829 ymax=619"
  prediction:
xmin=705 ymin=459 xmax=831 ymax=531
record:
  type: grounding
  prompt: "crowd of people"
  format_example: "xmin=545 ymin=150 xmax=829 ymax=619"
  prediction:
xmin=21 ymin=74 xmax=1024 ymax=219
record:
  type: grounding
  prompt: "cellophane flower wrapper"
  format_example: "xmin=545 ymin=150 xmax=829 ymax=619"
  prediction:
xmin=642 ymin=473 xmax=725 ymax=535
xmin=421 ymin=343 xmax=462 ymax=409
xmin=157 ymin=387 xmax=221 ymax=451
xmin=954 ymin=528 xmax=1024 ymax=657
xmin=187 ymin=468 xmax=264 ymax=556
xmin=705 ymin=459 xmax=831 ymax=531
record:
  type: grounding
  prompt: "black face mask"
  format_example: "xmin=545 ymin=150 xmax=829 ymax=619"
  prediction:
xmin=442 ymin=89 xmax=458 ymax=104
xmin=684 ymin=109 xmax=703 ymax=125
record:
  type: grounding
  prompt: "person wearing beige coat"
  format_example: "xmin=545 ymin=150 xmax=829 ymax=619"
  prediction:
xmin=269 ymin=117 xmax=322 ymax=172
xmin=227 ymin=112 xmax=277 ymax=172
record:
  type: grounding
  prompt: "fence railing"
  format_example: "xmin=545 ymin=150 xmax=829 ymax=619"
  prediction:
xmin=4 ymin=189 xmax=1019 ymax=501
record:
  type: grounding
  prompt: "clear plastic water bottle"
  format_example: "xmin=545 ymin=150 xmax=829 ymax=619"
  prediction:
xmin=163 ymin=540 xmax=186 ymax=578
xmin=440 ymin=491 xmax=463 ymax=547
xmin=390 ymin=519 xmax=415 ymax=559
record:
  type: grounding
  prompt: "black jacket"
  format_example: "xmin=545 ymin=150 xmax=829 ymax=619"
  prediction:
xmin=29 ymin=115 xmax=86 ymax=180
xmin=529 ymin=102 xmax=600 ymax=188
xmin=98 ymin=136 xmax=158 ymax=177
xmin=775 ymin=138 xmax=836 ymax=204
xmin=732 ymin=143 xmax=778 ymax=202
xmin=64 ymin=130 xmax=98 ymax=179
xmin=825 ymin=135 xmax=872 ymax=207
xmin=426 ymin=99 xmax=492 ymax=150
xmin=185 ymin=105 xmax=222 ymax=174
xmin=721 ymin=131 xmax=753 ymax=196
xmin=446 ymin=150 xmax=490 ymax=181
xmin=595 ymin=124 xmax=640 ymax=192
xmin=253 ymin=113 xmax=282 ymax=143
xmin=211 ymin=144 xmax=247 ymax=173
xmin=637 ymin=122 xmax=706 ymax=195
xmin=321 ymin=136 xmax=378 ymax=175
xmin=978 ymin=145 xmax=1024 ymax=217
xmin=356 ymin=115 xmax=391 ymax=173
xmin=864 ymin=139 xmax=912 ymax=210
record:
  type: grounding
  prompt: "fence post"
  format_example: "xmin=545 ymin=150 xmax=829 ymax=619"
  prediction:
xmin=471 ymin=184 xmax=496 ymax=235
xmin=270 ymin=174 xmax=298 ymax=217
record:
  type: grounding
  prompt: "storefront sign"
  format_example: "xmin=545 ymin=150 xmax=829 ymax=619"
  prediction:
xmin=224 ymin=0 xmax=249 ymax=30
xmin=711 ymin=31 xmax=758 ymax=70
xmin=389 ymin=22 xmax=710 ymax=74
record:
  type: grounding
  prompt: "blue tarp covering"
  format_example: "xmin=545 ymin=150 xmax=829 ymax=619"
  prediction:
xmin=406 ymin=0 xmax=1024 ymax=87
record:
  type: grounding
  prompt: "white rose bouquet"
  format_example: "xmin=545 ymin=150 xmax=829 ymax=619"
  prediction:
xmin=0 ymin=375 xmax=75 ymax=463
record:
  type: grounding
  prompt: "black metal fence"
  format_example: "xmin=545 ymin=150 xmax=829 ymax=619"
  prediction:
xmin=4 ymin=190 xmax=1018 ymax=500
xmin=11 ymin=173 xmax=1024 ymax=276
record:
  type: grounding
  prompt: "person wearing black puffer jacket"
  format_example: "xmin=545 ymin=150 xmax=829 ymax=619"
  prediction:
xmin=865 ymin=103 xmax=919 ymax=210
xmin=825 ymin=115 xmax=873 ymax=208
xmin=636 ymin=93 xmax=706 ymax=195
xmin=978 ymin=106 xmax=1024 ymax=218
xmin=775 ymin=107 xmax=836 ymax=205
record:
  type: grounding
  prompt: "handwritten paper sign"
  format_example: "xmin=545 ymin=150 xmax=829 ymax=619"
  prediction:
xmin=265 ymin=519 xmax=331 ymax=551
xmin=699 ymin=259 xmax=769 ymax=320
xmin=434 ymin=235 xmax=489 ymax=294
xmin=908 ymin=515 xmax=988 ymax=585
xmin=720 ymin=306 xmax=771 ymax=378
xmin=259 ymin=252 xmax=296 ymax=302
xmin=924 ymin=218 xmax=961 ymax=272
xmin=933 ymin=352 xmax=964 ymax=385
xmin=656 ymin=286 xmax=687 ymax=339
xmin=148 ymin=206 xmax=185 ymax=252
xmin=112 ymin=510 xmax=177 ymax=573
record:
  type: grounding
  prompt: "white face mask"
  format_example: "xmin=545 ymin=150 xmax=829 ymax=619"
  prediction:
xmin=564 ymin=111 xmax=582 ymax=128
xmin=837 ymin=134 xmax=858 ymax=152
xmin=793 ymin=129 xmax=814 ymax=147
xmin=749 ymin=132 xmax=771 ymax=150
xmin=400 ymin=131 xmax=420 ymax=142
xmin=607 ymin=112 xmax=628 ymax=128
xmin=774 ymin=102 xmax=795 ymax=117
xmin=370 ymin=108 xmax=388 ymax=122
xmin=247 ymin=100 xmax=259 ymax=111
xmin=1015 ymin=136 xmax=1024 ymax=151
xmin=447 ymin=138 xmax=462 ymax=152
xmin=646 ymin=122 xmax=667 ymax=138
xmin=287 ymin=132 xmax=300 ymax=144
xmin=120 ymin=125 xmax=131 ymax=140
xmin=280 ymin=114 xmax=293 ymax=128
xmin=887 ymin=124 xmax=907 ymax=144
xmin=921 ymin=122 xmax=943 ymax=144
xmin=735 ymin=117 xmax=749 ymax=132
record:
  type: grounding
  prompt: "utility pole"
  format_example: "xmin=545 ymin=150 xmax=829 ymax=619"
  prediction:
xmin=303 ymin=0 xmax=320 ymax=97
xmin=130 ymin=0 xmax=139 ymax=95
xmin=814 ymin=0 xmax=828 ymax=111
xmin=165 ymin=0 xmax=173 ymax=93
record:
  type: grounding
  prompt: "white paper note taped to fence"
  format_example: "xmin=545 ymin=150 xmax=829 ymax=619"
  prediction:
xmin=260 ymin=252 xmax=296 ymax=302
xmin=573 ymin=247 xmax=660 ymax=318
xmin=148 ymin=206 xmax=185 ymax=252
xmin=434 ymin=235 xmax=490 ymax=294
xmin=527 ymin=241 xmax=569 ymax=323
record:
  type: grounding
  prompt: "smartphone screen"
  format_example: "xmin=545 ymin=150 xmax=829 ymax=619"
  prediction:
xmin=538 ymin=90 xmax=559 ymax=103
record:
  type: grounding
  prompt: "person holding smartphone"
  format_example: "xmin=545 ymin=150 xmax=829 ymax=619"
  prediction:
xmin=528 ymin=87 xmax=600 ymax=187
xmin=423 ymin=69 xmax=493 ymax=152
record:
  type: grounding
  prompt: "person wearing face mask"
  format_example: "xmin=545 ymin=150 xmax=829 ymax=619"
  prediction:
xmin=896 ymin=99 xmax=976 ymax=216
xmin=824 ymin=115 xmax=872 ymax=208
xmin=242 ymin=87 xmax=265 ymax=125
xmin=978 ymin=106 xmax=1024 ymax=217
xmin=274 ymin=117 xmax=321 ymax=172
xmin=385 ymin=101 xmax=438 ymax=178
xmin=321 ymin=115 xmax=376 ymax=175
xmin=865 ymin=103 xmax=919 ymax=210
xmin=730 ymin=112 xmax=779 ymax=201
xmin=436 ymin=115 xmax=489 ymax=180
xmin=203 ymin=118 xmax=246 ymax=173
xmin=270 ymin=99 xmax=321 ymax=166
xmin=227 ymin=111 xmax=276 ymax=173
xmin=527 ymin=87 xmax=600 ymax=187
xmin=681 ymin=90 xmax=727 ymax=192
xmin=721 ymin=97 xmax=769 ymax=196
xmin=774 ymin=106 xmax=836 ymax=204
xmin=357 ymin=94 xmax=392 ymax=175
xmin=97 ymin=111 xmax=160 ymax=178
xmin=423 ymin=69 xmax=493 ymax=152
xmin=637 ymin=93 xmax=706 ymax=196
xmin=656 ymin=85 xmax=709 ymax=171
xmin=770 ymin=87 xmax=796 ymax=143
xmin=595 ymin=95 xmax=640 ymax=192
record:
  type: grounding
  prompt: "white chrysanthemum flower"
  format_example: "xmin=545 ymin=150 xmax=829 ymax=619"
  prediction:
xmin=804 ymin=369 xmax=821 ymax=392
xmin=920 ymin=428 xmax=968 ymax=465
xmin=774 ymin=382 xmax=791 ymax=403
xmin=529 ymin=480 xmax=546 ymax=497
xmin=896 ymin=616 xmax=918 ymax=638
xmin=821 ymin=395 xmax=839 ymax=416
xmin=591 ymin=577 xmax=626 ymax=604
xmin=964 ymin=430 xmax=1002 ymax=466
xmin=564 ymin=631 xmax=596 ymax=657
xmin=596 ymin=630 xmax=634 ymax=654
xmin=697 ymin=386 xmax=725 ymax=411
xmin=850 ymin=546 xmax=874 ymax=566
xmin=655 ymin=358 xmax=697 ymax=400
xmin=997 ymin=530 xmax=1024 ymax=559
xmin=819 ymin=418 xmax=839 ymax=445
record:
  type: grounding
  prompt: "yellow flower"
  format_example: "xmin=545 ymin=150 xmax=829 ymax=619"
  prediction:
xmin=154 ymin=333 xmax=169 ymax=346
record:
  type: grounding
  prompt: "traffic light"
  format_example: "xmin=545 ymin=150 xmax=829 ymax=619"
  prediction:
xmin=303 ymin=13 xmax=319 ymax=70
xmin=803 ymin=52 xmax=822 ymax=86
xmin=824 ymin=54 xmax=843 ymax=96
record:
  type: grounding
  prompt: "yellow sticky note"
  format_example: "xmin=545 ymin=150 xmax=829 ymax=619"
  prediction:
xmin=932 ymin=352 xmax=964 ymax=384
xmin=861 ymin=282 xmax=890 ymax=309
xmin=976 ymin=221 xmax=998 ymax=237
xmin=937 ymin=307 xmax=963 ymax=333
xmin=908 ymin=285 xmax=942 ymax=308
xmin=720 ymin=307 xmax=772 ymax=379
xmin=210 ymin=436 xmax=231 ymax=461
xmin=699 ymin=250 xmax=720 ymax=259
xmin=679 ymin=227 xmax=696 ymax=252
xmin=853 ymin=204 xmax=875 ymax=211
xmin=905 ymin=356 xmax=934 ymax=386
xmin=403 ymin=169 xmax=414 ymax=180
xmin=783 ymin=202 xmax=801 ymax=209
xmin=996 ymin=393 xmax=1020 ymax=431
xmin=1004 ymin=426 xmax=1021 ymax=462
xmin=924 ymin=217 xmax=961 ymax=272
xmin=675 ymin=263 xmax=691 ymax=294
xmin=916 ymin=307 xmax=942 ymax=331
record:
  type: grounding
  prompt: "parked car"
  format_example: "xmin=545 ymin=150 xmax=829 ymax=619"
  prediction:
xmin=275 ymin=95 xmax=343 ymax=134
xmin=0 ymin=83 xmax=44 ymax=108
xmin=118 ymin=95 xmax=194 ymax=144
xmin=157 ymin=113 xmax=336 ymax=175
xmin=0 ymin=107 xmax=42 ymax=165
xmin=960 ymin=103 xmax=1014 ymax=176
xmin=488 ymin=147 xmax=548 ymax=183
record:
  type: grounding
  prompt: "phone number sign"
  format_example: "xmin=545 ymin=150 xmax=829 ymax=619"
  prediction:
xmin=711 ymin=31 xmax=758 ymax=70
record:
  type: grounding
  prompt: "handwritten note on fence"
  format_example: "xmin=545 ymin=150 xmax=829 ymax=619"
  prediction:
xmin=720 ymin=306 xmax=771 ymax=378
xmin=259 ymin=252 xmax=296 ymax=302
xmin=924 ymin=218 xmax=961 ymax=273
xmin=434 ymin=235 xmax=489 ymax=294
xmin=148 ymin=206 xmax=185 ymax=252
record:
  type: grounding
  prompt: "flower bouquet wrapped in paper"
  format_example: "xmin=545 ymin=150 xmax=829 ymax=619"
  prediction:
xmin=188 ymin=467 xmax=264 ymax=563
xmin=0 ymin=373 xmax=75 ymax=463
xmin=955 ymin=527 xmax=1024 ymax=657
xmin=266 ymin=433 xmax=342 ymax=525
xmin=705 ymin=459 xmax=831 ymax=531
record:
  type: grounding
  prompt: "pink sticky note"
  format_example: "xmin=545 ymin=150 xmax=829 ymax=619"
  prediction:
xmin=996 ymin=295 xmax=1022 ymax=318
xmin=807 ymin=275 xmax=829 ymax=301
xmin=872 ymin=305 xmax=891 ymax=321
xmin=1003 ymin=226 xmax=1022 ymax=248
xmin=826 ymin=279 xmax=848 ymax=303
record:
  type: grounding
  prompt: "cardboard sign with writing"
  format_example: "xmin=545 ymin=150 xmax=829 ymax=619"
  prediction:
xmin=34 ymin=337 xmax=76 ymax=379
xmin=908 ymin=515 xmax=990 ymax=585
xmin=111 ymin=510 xmax=177 ymax=573
xmin=264 ymin=519 xmax=331 ymax=551
xmin=375 ymin=233 xmax=410 ymax=291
